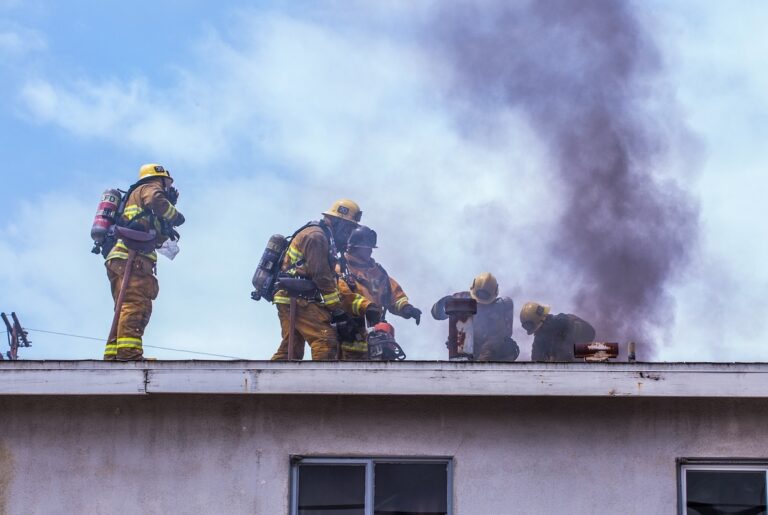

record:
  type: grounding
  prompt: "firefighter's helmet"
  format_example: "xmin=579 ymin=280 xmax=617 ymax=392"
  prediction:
xmin=470 ymin=272 xmax=498 ymax=305
xmin=520 ymin=301 xmax=551 ymax=335
xmin=348 ymin=226 xmax=377 ymax=248
xmin=323 ymin=199 xmax=362 ymax=224
xmin=138 ymin=163 xmax=172 ymax=182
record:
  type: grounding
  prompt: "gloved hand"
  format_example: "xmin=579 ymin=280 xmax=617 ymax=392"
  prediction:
xmin=365 ymin=304 xmax=383 ymax=326
xmin=331 ymin=309 xmax=356 ymax=342
xmin=331 ymin=309 xmax=351 ymax=325
xmin=174 ymin=212 xmax=185 ymax=227
xmin=166 ymin=187 xmax=180 ymax=205
xmin=401 ymin=304 xmax=422 ymax=325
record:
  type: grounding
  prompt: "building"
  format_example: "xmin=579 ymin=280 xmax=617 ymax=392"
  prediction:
xmin=2 ymin=360 xmax=768 ymax=514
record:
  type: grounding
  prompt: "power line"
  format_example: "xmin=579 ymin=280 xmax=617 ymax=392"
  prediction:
xmin=26 ymin=328 xmax=244 ymax=360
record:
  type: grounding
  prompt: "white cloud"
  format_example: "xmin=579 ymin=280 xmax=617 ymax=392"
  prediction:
xmin=0 ymin=24 xmax=45 ymax=58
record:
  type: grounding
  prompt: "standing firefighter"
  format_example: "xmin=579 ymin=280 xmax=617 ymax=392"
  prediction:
xmin=270 ymin=200 xmax=362 ymax=361
xmin=103 ymin=164 xmax=185 ymax=361
xmin=431 ymin=273 xmax=519 ymax=361
xmin=336 ymin=226 xmax=421 ymax=360
xmin=520 ymin=301 xmax=596 ymax=362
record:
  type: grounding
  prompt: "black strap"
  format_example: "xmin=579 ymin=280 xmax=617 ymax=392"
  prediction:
xmin=115 ymin=182 xmax=149 ymax=227
xmin=282 ymin=221 xmax=325 ymax=276
xmin=281 ymin=221 xmax=348 ymax=289
xmin=117 ymin=180 xmax=176 ymax=239
xmin=376 ymin=263 xmax=393 ymax=311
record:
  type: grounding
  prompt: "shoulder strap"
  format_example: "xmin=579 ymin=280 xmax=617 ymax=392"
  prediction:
xmin=289 ymin=220 xmax=320 ymax=241
xmin=116 ymin=182 xmax=151 ymax=226
xmin=282 ymin=221 xmax=323 ymax=275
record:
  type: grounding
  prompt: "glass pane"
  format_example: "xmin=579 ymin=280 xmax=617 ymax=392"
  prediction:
xmin=686 ymin=470 xmax=767 ymax=515
xmin=374 ymin=463 xmax=448 ymax=515
xmin=298 ymin=464 xmax=366 ymax=515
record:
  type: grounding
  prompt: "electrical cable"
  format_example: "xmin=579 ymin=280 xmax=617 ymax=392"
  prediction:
xmin=25 ymin=328 xmax=244 ymax=360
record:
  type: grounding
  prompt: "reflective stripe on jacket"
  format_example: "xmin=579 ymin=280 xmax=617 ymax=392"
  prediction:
xmin=272 ymin=224 xmax=341 ymax=309
xmin=106 ymin=179 xmax=182 ymax=263
xmin=337 ymin=255 xmax=410 ymax=317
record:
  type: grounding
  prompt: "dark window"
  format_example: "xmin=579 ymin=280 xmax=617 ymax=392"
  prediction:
xmin=292 ymin=459 xmax=451 ymax=515
xmin=686 ymin=471 xmax=766 ymax=514
xmin=681 ymin=463 xmax=768 ymax=515
xmin=298 ymin=464 xmax=366 ymax=515
xmin=374 ymin=463 xmax=448 ymax=515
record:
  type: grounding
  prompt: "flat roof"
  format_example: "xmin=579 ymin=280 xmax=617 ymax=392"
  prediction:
xmin=2 ymin=361 xmax=768 ymax=397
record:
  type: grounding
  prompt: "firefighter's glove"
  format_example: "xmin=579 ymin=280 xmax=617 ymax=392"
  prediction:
xmin=167 ymin=227 xmax=181 ymax=242
xmin=331 ymin=309 xmax=350 ymax=325
xmin=331 ymin=309 xmax=355 ymax=342
xmin=174 ymin=212 xmax=185 ymax=227
xmin=401 ymin=304 xmax=422 ymax=325
xmin=365 ymin=305 xmax=383 ymax=326
xmin=166 ymin=187 xmax=180 ymax=205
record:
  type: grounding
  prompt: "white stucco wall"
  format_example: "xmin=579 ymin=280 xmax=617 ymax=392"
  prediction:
xmin=2 ymin=389 xmax=768 ymax=514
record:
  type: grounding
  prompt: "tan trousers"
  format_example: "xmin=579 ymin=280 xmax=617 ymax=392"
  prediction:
xmin=104 ymin=256 xmax=158 ymax=361
xmin=272 ymin=301 xmax=339 ymax=360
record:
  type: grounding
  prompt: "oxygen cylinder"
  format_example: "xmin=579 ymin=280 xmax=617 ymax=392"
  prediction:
xmin=90 ymin=189 xmax=121 ymax=250
xmin=251 ymin=234 xmax=289 ymax=301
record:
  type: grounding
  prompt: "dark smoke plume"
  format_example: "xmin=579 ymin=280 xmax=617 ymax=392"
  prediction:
xmin=433 ymin=0 xmax=699 ymax=357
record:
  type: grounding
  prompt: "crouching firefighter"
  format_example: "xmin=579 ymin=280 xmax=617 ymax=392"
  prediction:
xmin=101 ymin=164 xmax=185 ymax=361
xmin=336 ymin=226 xmax=420 ymax=360
xmin=270 ymin=200 xmax=362 ymax=361
xmin=520 ymin=301 xmax=596 ymax=362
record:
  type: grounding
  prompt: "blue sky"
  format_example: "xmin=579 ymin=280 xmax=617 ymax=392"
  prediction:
xmin=1 ymin=0 xmax=766 ymax=361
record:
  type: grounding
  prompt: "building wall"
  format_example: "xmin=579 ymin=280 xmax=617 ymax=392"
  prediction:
xmin=1 ymin=394 xmax=768 ymax=515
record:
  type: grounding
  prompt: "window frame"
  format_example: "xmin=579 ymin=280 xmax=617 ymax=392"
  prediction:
xmin=289 ymin=456 xmax=453 ymax=515
xmin=677 ymin=458 xmax=768 ymax=515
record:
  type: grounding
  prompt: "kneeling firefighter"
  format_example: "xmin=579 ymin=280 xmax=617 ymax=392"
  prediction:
xmin=99 ymin=164 xmax=185 ymax=361
xmin=269 ymin=199 xmax=363 ymax=361
xmin=336 ymin=226 xmax=421 ymax=360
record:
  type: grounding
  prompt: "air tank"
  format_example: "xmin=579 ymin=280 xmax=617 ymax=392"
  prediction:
xmin=90 ymin=189 xmax=121 ymax=250
xmin=251 ymin=234 xmax=289 ymax=301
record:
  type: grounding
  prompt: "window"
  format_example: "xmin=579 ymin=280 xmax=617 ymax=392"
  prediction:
xmin=679 ymin=459 xmax=768 ymax=514
xmin=291 ymin=458 xmax=452 ymax=515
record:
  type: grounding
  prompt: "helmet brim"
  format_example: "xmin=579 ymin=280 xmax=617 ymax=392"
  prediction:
xmin=470 ymin=290 xmax=495 ymax=305
xmin=322 ymin=211 xmax=360 ymax=225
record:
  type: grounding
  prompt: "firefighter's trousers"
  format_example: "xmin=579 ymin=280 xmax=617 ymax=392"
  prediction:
xmin=272 ymin=301 xmax=339 ymax=360
xmin=340 ymin=323 xmax=369 ymax=361
xmin=104 ymin=256 xmax=159 ymax=361
xmin=340 ymin=347 xmax=368 ymax=360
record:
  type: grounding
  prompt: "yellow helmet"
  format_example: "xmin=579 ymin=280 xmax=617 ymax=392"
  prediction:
xmin=323 ymin=199 xmax=362 ymax=224
xmin=470 ymin=272 xmax=498 ymax=304
xmin=138 ymin=163 xmax=172 ymax=182
xmin=520 ymin=301 xmax=551 ymax=335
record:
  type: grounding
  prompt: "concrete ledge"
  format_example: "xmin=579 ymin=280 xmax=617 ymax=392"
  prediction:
xmin=1 ymin=361 xmax=768 ymax=397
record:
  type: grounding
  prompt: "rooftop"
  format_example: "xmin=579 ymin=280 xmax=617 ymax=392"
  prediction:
xmin=1 ymin=361 xmax=767 ymax=397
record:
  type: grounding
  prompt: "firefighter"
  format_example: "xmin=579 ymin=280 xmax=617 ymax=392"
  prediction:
xmin=271 ymin=199 xmax=367 ymax=361
xmin=520 ymin=301 xmax=596 ymax=362
xmin=104 ymin=164 xmax=184 ymax=361
xmin=431 ymin=273 xmax=519 ymax=361
xmin=336 ymin=226 xmax=422 ymax=360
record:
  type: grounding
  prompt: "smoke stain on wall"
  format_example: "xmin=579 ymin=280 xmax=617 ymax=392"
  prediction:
xmin=0 ymin=442 xmax=14 ymax=515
